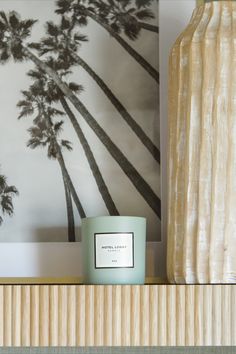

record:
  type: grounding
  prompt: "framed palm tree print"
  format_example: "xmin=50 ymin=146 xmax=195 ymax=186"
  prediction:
xmin=0 ymin=0 xmax=161 ymax=279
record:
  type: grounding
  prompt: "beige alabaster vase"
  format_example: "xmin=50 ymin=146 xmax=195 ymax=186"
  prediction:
xmin=167 ymin=0 xmax=236 ymax=283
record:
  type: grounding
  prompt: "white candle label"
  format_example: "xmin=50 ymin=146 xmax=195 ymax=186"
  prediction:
xmin=94 ymin=232 xmax=134 ymax=269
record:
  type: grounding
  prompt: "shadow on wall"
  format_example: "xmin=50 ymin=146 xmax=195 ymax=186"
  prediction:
xmin=35 ymin=242 xmax=82 ymax=278
xmin=33 ymin=226 xmax=81 ymax=242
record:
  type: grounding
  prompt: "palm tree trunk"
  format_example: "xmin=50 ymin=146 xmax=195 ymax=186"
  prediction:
xmin=40 ymin=108 xmax=86 ymax=219
xmin=86 ymin=11 xmax=159 ymax=84
xmin=56 ymin=147 xmax=86 ymax=219
xmin=70 ymin=52 xmax=160 ymax=164
xmin=23 ymin=47 xmax=161 ymax=218
xmin=60 ymin=96 xmax=119 ymax=216
xmin=139 ymin=22 xmax=159 ymax=33
xmin=62 ymin=175 xmax=76 ymax=242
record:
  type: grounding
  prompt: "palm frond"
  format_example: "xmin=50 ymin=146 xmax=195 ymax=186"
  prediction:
xmin=0 ymin=48 xmax=11 ymax=63
xmin=20 ymin=19 xmax=37 ymax=38
xmin=9 ymin=11 xmax=20 ymax=29
xmin=1 ymin=195 xmax=14 ymax=215
xmin=28 ymin=42 xmax=42 ymax=50
xmin=73 ymin=33 xmax=88 ymax=42
xmin=61 ymin=139 xmax=73 ymax=151
xmin=68 ymin=82 xmax=84 ymax=93
xmin=61 ymin=16 xmax=71 ymax=30
xmin=135 ymin=0 xmax=153 ymax=9
xmin=11 ymin=43 xmax=25 ymax=62
xmin=18 ymin=106 xmax=34 ymax=119
xmin=55 ymin=0 xmax=73 ymax=14
xmin=17 ymin=99 xmax=32 ymax=108
xmin=47 ymin=143 xmax=58 ymax=159
xmin=4 ymin=186 xmax=19 ymax=196
xmin=0 ymin=11 xmax=8 ymax=25
xmin=124 ymin=21 xmax=140 ymax=40
xmin=54 ymin=120 xmax=64 ymax=134
xmin=21 ymin=19 xmax=37 ymax=30
xmin=0 ymin=175 xmax=7 ymax=190
xmin=28 ymin=126 xmax=44 ymax=138
xmin=0 ymin=20 xmax=5 ymax=31
xmin=27 ymin=69 xmax=43 ymax=80
xmin=41 ymin=37 xmax=56 ymax=48
xmin=46 ymin=21 xmax=60 ymax=36
xmin=27 ymin=137 xmax=45 ymax=149
xmin=47 ymin=107 xmax=65 ymax=117
xmin=76 ymin=16 xmax=88 ymax=26
xmin=110 ymin=22 xmax=121 ymax=34
xmin=135 ymin=9 xmax=155 ymax=20
xmin=33 ymin=113 xmax=45 ymax=125
xmin=119 ymin=0 xmax=132 ymax=10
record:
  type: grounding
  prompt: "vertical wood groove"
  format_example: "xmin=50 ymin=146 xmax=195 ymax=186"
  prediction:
xmin=0 ymin=287 xmax=3 ymax=346
xmin=158 ymin=285 xmax=167 ymax=346
xmin=21 ymin=286 xmax=30 ymax=346
xmin=121 ymin=286 xmax=131 ymax=346
xmin=4 ymin=286 xmax=12 ymax=346
xmin=39 ymin=286 xmax=49 ymax=346
xmin=67 ymin=285 xmax=76 ymax=346
xmin=0 ymin=285 xmax=234 ymax=346
xmin=12 ymin=286 xmax=21 ymax=346
xmin=49 ymin=285 xmax=58 ymax=346
xmin=104 ymin=285 xmax=112 ymax=346
xmin=76 ymin=285 xmax=85 ymax=346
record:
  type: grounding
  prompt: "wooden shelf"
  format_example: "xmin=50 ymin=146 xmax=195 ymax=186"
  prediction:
xmin=0 ymin=284 xmax=235 ymax=346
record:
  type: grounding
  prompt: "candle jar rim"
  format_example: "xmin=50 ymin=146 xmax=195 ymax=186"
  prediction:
xmin=82 ymin=215 xmax=146 ymax=221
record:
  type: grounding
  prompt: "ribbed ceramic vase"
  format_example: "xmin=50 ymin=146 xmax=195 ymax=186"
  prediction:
xmin=167 ymin=0 xmax=236 ymax=283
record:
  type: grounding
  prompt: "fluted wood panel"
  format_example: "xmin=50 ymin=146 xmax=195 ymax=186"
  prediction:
xmin=167 ymin=1 xmax=236 ymax=284
xmin=0 ymin=285 xmax=235 ymax=346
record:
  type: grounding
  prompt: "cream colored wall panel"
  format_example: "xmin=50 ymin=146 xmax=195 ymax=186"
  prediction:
xmin=0 ymin=285 xmax=234 ymax=346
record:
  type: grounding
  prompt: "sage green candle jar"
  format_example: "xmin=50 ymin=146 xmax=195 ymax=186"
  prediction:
xmin=81 ymin=216 xmax=146 ymax=284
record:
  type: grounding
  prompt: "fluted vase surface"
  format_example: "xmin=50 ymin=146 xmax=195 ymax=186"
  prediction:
xmin=167 ymin=1 xmax=236 ymax=283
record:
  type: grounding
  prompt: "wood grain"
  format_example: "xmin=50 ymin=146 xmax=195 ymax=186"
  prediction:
xmin=0 ymin=285 xmax=234 ymax=346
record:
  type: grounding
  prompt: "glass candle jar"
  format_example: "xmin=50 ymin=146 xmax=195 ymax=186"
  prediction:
xmin=81 ymin=216 xmax=146 ymax=284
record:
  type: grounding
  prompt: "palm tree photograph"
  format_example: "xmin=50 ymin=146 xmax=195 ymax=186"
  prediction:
xmin=0 ymin=170 xmax=18 ymax=226
xmin=0 ymin=0 xmax=160 ymax=242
